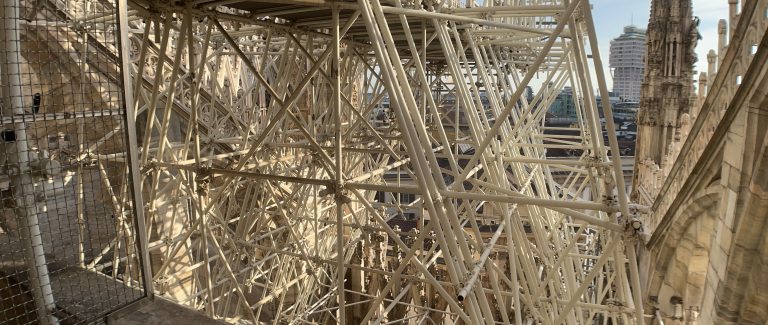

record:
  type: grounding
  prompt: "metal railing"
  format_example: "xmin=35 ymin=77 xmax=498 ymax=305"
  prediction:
xmin=0 ymin=0 xmax=150 ymax=323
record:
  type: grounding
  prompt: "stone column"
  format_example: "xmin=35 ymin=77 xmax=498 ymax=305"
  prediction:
xmin=718 ymin=19 xmax=728 ymax=65
xmin=707 ymin=50 xmax=717 ymax=88
xmin=728 ymin=0 xmax=739 ymax=40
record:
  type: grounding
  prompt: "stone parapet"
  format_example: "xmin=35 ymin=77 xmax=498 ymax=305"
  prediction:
xmin=641 ymin=0 xmax=768 ymax=234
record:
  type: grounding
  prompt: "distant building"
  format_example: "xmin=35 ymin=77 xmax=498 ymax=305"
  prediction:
xmin=596 ymin=91 xmax=621 ymax=118
xmin=524 ymin=86 xmax=534 ymax=104
xmin=549 ymin=87 xmax=577 ymax=119
xmin=609 ymin=25 xmax=646 ymax=101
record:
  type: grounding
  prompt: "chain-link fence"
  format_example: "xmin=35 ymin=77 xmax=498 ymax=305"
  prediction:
xmin=1 ymin=0 xmax=147 ymax=323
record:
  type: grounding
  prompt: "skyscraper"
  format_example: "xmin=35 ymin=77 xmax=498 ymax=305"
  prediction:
xmin=609 ymin=25 xmax=646 ymax=101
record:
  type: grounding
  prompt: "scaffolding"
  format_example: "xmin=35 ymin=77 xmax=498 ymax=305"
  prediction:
xmin=0 ymin=0 xmax=149 ymax=323
xmin=1 ymin=0 xmax=646 ymax=324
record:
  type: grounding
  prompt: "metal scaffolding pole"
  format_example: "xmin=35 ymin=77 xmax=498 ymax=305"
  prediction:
xmin=0 ymin=1 xmax=58 ymax=324
xmin=105 ymin=0 xmax=646 ymax=323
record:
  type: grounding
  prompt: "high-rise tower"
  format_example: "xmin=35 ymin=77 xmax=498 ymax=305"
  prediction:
xmin=609 ymin=26 xmax=646 ymax=101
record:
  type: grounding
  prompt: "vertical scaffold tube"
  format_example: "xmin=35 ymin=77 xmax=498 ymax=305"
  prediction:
xmin=0 ymin=1 xmax=58 ymax=324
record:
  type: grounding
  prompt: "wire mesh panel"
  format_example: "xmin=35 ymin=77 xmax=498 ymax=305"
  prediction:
xmin=0 ymin=0 xmax=147 ymax=323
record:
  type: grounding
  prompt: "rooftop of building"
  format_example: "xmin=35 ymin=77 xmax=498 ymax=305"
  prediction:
xmin=612 ymin=25 xmax=647 ymax=41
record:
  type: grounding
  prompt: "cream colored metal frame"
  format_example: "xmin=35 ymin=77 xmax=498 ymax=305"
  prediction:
xmin=115 ymin=0 xmax=645 ymax=323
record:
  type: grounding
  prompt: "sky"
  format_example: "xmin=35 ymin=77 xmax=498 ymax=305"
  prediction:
xmin=590 ymin=0 xmax=730 ymax=90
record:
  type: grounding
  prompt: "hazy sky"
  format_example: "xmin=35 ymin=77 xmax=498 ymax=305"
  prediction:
xmin=591 ymin=0 xmax=730 ymax=89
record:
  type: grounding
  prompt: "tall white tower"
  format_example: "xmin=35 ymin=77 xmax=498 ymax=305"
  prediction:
xmin=609 ymin=25 xmax=646 ymax=101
